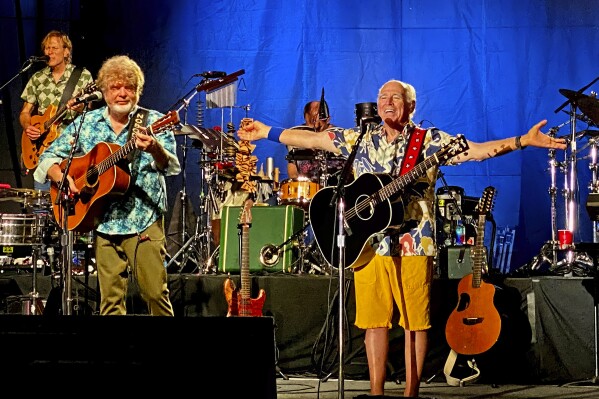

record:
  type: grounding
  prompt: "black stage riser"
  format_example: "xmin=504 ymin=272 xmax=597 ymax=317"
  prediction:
xmin=0 ymin=314 xmax=277 ymax=397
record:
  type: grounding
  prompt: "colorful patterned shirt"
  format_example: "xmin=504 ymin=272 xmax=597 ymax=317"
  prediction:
xmin=20 ymin=64 xmax=94 ymax=130
xmin=34 ymin=106 xmax=181 ymax=235
xmin=330 ymin=123 xmax=453 ymax=257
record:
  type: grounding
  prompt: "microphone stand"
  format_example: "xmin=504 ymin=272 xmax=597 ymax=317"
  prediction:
xmin=327 ymin=119 xmax=370 ymax=399
xmin=0 ymin=59 xmax=36 ymax=92
xmin=55 ymin=105 xmax=89 ymax=315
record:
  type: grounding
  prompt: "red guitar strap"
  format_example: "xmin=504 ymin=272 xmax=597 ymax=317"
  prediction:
xmin=399 ymin=126 xmax=427 ymax=176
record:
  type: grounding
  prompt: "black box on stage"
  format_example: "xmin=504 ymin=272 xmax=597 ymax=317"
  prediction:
xmin=440 ymin=245 xmax=473 ymax=279
xmin=219 ymin=205 xmax=305 ymax=273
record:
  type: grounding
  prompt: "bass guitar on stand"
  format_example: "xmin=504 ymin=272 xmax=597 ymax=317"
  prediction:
xmin=223 ymin=129 xmax=266 ymax=316
xmin=224 ymin=197 xmax=266 ymax=317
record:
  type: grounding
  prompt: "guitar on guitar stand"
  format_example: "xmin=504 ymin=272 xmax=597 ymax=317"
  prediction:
xmin=223 ymin=197 xmax=266 ymax=317
xmin=443 ymin=186 xmax=500 ymax=386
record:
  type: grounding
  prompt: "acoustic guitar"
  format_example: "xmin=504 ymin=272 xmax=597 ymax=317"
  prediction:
xmin=22 ymin=82 xmax=98 ymax=170
xmin=445 ymin=186 xmax=501 ymax=355
xmin=224 ymin=197 xmax=267 ymax=317
xmin=309 ymin=134 xmax=469 ymax=269
xmin=49 ymin=110 xmax=180 ymax=233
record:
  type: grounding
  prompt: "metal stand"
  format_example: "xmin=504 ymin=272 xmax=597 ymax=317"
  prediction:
xmin=25 ymin=242 xmax=44 ymax=315
xmin=167 ymin=150 xmax=220 ymax=274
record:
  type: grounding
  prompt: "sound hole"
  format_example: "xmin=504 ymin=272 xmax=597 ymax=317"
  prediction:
xmin=86 ymin=166 xmax=99 ymax=187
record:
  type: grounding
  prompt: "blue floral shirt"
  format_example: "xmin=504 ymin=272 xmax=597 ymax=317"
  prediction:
xmin=34 ymin=106 xmax=181 ymax=235
xmin=330 ymin=123 xmax=453 ymax=257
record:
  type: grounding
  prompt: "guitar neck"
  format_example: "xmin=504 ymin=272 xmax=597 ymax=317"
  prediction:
xmin=472 ymin=214 xmax=486 ymax=287
xmin=240 ymin=225 xmax=251 ymax=301
xmin=377 ymin=153 xmax=439 ymax=204
xmin=45 ymin=104 xmax=69 ymax=131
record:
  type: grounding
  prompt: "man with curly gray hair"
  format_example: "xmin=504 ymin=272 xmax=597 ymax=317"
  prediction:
xmin=36 ymin=55 xmax=180 ymax=316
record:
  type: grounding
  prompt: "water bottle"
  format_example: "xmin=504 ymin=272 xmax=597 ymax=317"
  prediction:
xmin=455 ymin=220 xmax=465 ymax=246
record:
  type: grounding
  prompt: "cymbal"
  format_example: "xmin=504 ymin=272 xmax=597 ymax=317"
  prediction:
xmin=0 ymin=188 xmax=49 ymax=203
xmin=578 ymin=97 xmax=599 ymax=126
xmin=175 ymin=124 xmax=239 ymax=153
xmin=286 ymin=149 xmax=346 ymax=162
xmin=578 ymin=129 xmax=599 ymax=139
xmin=559 ymin=89 xmax=591 ymax=103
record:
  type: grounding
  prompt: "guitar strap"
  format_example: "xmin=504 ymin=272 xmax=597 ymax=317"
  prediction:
xmin=443 ymin=349 xmax=481 ymax=387
xmin=58 ymin=66 xmax=83 ymax=108
xmin=398 ymin=126 xmax=427 ymax=176
xmin=126 ymin=107 xmax=150 ymax=163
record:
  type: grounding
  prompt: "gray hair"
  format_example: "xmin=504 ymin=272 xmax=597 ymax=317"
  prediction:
xmin=378 ymin=79 xmax=417 ymax=119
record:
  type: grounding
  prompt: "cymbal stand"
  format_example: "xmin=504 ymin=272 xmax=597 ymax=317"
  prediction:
xmin=196 ymin=152 xmax=221 ymax=273
xmin=526 ymin=121 xmax=571 ymax=273
xmin=25 ymin=240 xmax=44 ymax=315
xmin=316 ymin=150 xmax=331 ymax=188
xmin=589 ymin=137 xmax=599 ymax=243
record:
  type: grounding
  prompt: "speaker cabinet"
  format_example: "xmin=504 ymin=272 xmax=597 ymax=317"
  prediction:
xmin=0 ymin=315 xmax=277 ymax=397
xmin=219 ymin=205 xmax=305 ymax=273
xmin=440 ymin=245 xmax=473 ymax=279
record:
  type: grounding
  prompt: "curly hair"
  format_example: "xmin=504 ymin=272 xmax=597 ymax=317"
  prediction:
xmin=96 ymin=55 xmax=145 ymax=98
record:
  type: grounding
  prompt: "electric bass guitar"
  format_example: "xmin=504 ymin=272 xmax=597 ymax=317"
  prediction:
xmin=224 ymin=197 xmax=266 ymax=316
xmin=22 ymin=82 xmax=98 ymax=170
xmin=49 ymin=110 xmax=180 ymax=233
xmin=309 ymin=134 xmax=469 ymax=269
xmin=445 ymin=186 xmax=501 ymax=355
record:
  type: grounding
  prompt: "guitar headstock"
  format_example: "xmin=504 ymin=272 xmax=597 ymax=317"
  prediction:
xmin=437 ymin=134 xmax=469 ymax=166
xmin=477 ymin=186 xmax=497 ymax=216
xmin=80 ymin=82 xmax=98 ymax=96
xmin=149 ymin=111 xmax=180 ymax=134
xmin=239 ymin=198 xmax=254 ymax=226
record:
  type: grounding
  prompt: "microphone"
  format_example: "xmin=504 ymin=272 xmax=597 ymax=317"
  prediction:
xmin=193 ymin=71 xmax=227 ymax=79
xmin=318 ymin=87 xmax=329 ymax=120
xmin=72 ymin=91 xmax=103 ymax=105
xmin=29 ymin=55 xmax=49 ymax=63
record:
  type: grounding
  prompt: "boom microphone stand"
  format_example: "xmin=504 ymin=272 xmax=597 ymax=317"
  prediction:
xmin=326 ymin=116 xmax=375 ymax=399
xmin=55 ymin=105 xmax=90 ymax=315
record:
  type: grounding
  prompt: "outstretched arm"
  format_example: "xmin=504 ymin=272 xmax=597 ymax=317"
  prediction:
xmin=237 ymin=119 xmax=340 ymax=154
xmin=453 ymin=119 xmax=568 ymax=163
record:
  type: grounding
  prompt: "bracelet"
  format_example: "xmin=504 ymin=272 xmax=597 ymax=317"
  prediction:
xmin=267 ymin=127 xmax=284 ymax=143
xmin=515 ymin=135 xmax=524 ymax=150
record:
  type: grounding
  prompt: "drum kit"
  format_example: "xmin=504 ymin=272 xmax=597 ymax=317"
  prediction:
xmin=169 ymin=123 xmax=349 ymax=275
xmin=527 ymin=84 xmax=599 ymax=276
xmin=0 ymin=187 xmax=56 ymax=314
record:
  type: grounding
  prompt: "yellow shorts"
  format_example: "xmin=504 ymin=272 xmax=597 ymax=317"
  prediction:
xmin=354 ymin=254 xmax=433 ymax=331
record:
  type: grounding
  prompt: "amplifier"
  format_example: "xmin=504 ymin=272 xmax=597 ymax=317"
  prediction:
xmin=219 ymin=205 xmax=305 ymax=273
xmin=439 ymin=245 xmax=473 ymax=279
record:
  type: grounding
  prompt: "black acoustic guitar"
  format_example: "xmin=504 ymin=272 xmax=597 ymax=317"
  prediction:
xmin=309 ymin=134 xmax=469 ymax=269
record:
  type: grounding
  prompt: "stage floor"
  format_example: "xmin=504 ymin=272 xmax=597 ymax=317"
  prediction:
xmin=275 ymin=377 xmax=599 ymax=399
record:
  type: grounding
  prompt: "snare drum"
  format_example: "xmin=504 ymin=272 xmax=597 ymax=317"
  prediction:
xmin=0 ymin=214 xmax=45 ymax=245
xmin=278 ymin=177 xmax=320 ymax=207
